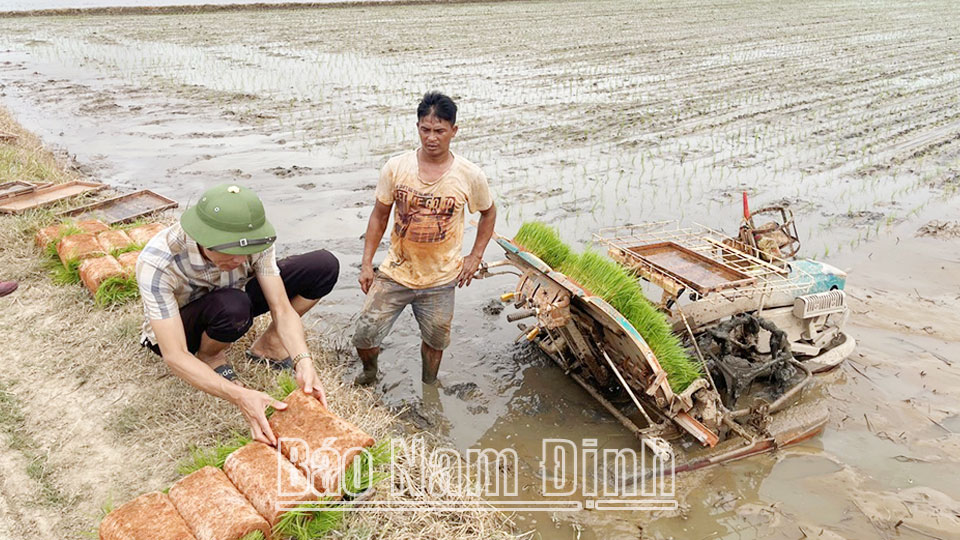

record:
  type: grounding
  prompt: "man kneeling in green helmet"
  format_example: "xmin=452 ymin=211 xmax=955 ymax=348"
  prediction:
xmin=135 ymin=184 xmax=339 ymax=446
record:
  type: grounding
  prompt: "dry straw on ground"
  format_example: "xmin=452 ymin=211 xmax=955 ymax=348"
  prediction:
xmin=0 ymin=106 xmax=522 ymax=539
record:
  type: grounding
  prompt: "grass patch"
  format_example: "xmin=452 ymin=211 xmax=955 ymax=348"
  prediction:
xmin=0 ymin=143 xmax=68 ymax=184
xmin=240 ymin=531 xmax=266 ymax=540
xmin=0 ymin=379 xmax=68 ymax=505
xmin=513 ymin=222 xmax=702 ymax=392
xmin=0 ymin=379 xmax=29 ymax=451
xmin=95 ymin=275 xmax=139 ymax=306
xmin=273 ymin=438 xmax=393 ymax=540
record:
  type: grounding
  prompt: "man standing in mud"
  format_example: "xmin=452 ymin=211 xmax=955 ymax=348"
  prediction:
xmin=136 ymin=184 xmax=339 ymax=445
xmin=353 ymin=92 xmax=497 ymax=386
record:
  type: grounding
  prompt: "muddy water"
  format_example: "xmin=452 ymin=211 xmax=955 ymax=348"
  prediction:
xmin=2 ymin=1 xmax=960 ymax=538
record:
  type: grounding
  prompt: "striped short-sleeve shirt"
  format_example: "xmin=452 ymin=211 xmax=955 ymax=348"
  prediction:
xmin=135 ymin=223 xmax=281 ymax=345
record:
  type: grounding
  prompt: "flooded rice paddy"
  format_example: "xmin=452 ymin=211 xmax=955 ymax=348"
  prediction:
xmin=1 ymin=0 xmax=959 ymax=538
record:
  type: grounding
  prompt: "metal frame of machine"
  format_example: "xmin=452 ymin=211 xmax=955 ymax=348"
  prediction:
xmin=478 ymin=209 xmax=856 ymax=471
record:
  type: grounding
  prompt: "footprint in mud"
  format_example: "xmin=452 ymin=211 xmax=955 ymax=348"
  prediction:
xmin=916 ymin=220 xmax=960 ymax=238
xmin=511 ymin=394 xmax=547 ymax=416
xmin=481 ymin=299 xmax=504 ymax=316
xmin=296 ymin=183 xmax=316 ymax=190
xmin=267 ymin=165 xmax=313 ymax=178
xmin=442 ymin=382 xmax=481 ymax=400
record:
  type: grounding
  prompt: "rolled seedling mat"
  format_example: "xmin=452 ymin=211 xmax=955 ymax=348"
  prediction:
xmin=35 ymin=219 xmax=109 ymax=248
xmin=269 ymin=391 xmax=375 ymax=495
xmin=168 ymin=466 xmax=270 ymax=540
xmin=126 ymin=222 xmax=167 ymax=245
xmin=97 ymin=229 xmax=134 ymax=253
xmin=57 ymin=233 xmax=105 ymax=266
xmin=99 ymin=491 xmax=197 ymax=540
xmin=79 ymin=255 xmax=124 ymax=295
xmin=77 ymin=219 xmax=111 ymax=234
xmin=223 ymin=441 xmax=315 ymax=526
xmin=116 ymin=250 xmax=141 ymax=274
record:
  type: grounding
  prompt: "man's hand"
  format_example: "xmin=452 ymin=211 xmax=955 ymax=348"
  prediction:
xmin=295 ymin=357 xmax=328 ymax=408
xmin=358 ymin=264 xmax=376 ymax=294
xmin=458 ymin=254 xmax=483 ymax=288
xmin=233 ymin=387 xmax=288 ymax=446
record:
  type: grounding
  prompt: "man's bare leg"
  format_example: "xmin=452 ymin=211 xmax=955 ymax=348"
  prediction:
xmin=249 ymin=295 xmax=319 ymax=359
xmin=196 ymin=331 xmax=232 ymax=370
xmin=355 ymin=347 xmax=380 ymax=386
xmin=421 ymin=341 xmax=444 ymax=385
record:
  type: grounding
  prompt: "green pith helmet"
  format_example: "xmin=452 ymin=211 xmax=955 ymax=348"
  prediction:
xmin=180 ymin=184 xmax=276 ymax=255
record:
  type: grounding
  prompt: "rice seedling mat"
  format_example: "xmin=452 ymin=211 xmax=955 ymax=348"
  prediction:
xmin=101 ymin=392 xmax=378 ymax=540
xmin=57 ymin=189 xmax=178 ymax=225
xmin=0 ymin=180 xmax=106 ymax=213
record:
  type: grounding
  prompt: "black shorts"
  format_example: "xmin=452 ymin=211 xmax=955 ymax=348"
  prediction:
xmin=143 ymin=249 xmax=339 ymax=356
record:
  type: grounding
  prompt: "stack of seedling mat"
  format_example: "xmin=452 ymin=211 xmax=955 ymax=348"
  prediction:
xmin=35 ymin=220 xmax=166 ymax=306
xmin=99 ymin=392 xmax=376 ymax=540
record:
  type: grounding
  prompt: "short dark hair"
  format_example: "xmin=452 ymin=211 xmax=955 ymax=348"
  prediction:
xmin=417 ymin=92 xmax=457 ymax=125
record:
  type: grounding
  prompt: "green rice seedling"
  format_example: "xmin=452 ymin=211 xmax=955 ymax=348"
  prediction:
xmin=38 ymin=220 xmax=87 ymax=284
xmin=42 ymin=222 xmax=83 ymax=260
xmin=514 ymin=224 xmax=701 ymax=392
xmin=272 ymin=438 xmax=393 ymax=540
xmin=512 ymin=222 xmax=572 ymax=270
xmin=108 ymin=242 xmax=145 ymax=258
xmin=48 ymin=257 xmax=82 ymax=285
xmin=269 ymin=371 xmax=300 ymax=401
xmin=94 ymin=275 xmax=140 ymax=306
xmin=177 ymin=432 xmax=252 ymax=476
xmin=265 ymin=371 xmax=300 ymax=418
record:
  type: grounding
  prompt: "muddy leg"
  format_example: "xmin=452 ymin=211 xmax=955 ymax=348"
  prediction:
xmin=421 ymin=342 xmax=444 ymax=385
xmin=355 ymin=347 xmax=380 ymax=386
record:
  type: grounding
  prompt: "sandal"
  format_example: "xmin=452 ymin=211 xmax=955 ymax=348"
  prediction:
xmin=245 ymin=349 xmax=294 ymax=372
xmin=214 ymin=364 xmax=238 ymax=381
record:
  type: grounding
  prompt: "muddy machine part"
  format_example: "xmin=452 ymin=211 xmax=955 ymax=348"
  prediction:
xmin=697 ymin=313 xmax=797 ymax=408
xmin=496 ymin=239 xmax=724 ymax=451
xmin=485 ymin=213 xmax=854 ymax=472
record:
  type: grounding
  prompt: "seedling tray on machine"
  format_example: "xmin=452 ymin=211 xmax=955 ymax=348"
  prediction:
xmin=620 ymin=241 xmax=755 ymax=295
xmin=57 ymin=189 xmax=178 ymax=225
xmin=0 ymin=181 xmax=106 ymax=213
xmin=596 ymin=221 xmax=805 ymax=304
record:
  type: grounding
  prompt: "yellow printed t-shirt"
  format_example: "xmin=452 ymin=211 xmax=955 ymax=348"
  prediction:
xmin=375 ymin=149 xmax=493 ymax=289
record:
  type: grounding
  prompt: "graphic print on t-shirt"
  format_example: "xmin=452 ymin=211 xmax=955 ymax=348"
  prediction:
xmin=393 ymin=185 xmax=459 ymax=243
